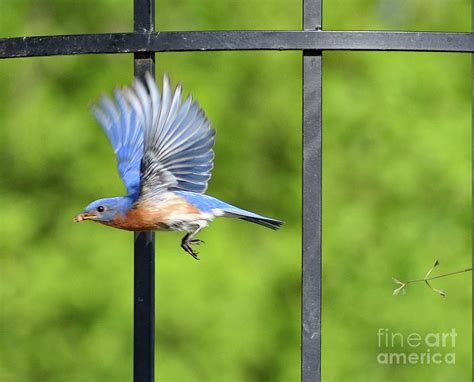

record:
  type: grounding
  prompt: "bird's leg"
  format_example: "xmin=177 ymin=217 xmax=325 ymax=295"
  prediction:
xmin=181 ymin=228 xmax=204 ymax=260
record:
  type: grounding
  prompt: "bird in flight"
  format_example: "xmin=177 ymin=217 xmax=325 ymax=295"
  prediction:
xmin=74 ymin=74 xmax=282 ymax=259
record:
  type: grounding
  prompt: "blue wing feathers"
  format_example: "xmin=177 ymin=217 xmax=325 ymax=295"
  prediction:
xmin=157 ymin=109 xmax=206 ymax=158
xmin=92 ymin=92 xmax=143 ymax=198
xmin=138 ymin=73 xmax=215 ymax=199
xmin=92 ymin=73 xmax=214 ymax=201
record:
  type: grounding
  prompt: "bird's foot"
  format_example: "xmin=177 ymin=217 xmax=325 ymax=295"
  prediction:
xmin=190 ymin=239 xmax=204 ymax=245
xmin=181 ymin=238 xmax=200 ymax=260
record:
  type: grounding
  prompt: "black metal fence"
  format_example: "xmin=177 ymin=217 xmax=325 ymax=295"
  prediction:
xmin=1 ymin=0 xmax=473 ymax=381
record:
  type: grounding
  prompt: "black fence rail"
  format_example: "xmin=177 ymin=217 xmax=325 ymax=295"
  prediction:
xmin=1 ymin=0 xmax=473 ymax=381
xmin=2 ymin=31 xmax=474 ymax=57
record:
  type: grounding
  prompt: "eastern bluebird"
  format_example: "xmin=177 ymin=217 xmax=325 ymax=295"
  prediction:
xmin=74 ymin=74 xmax=282 ymax=259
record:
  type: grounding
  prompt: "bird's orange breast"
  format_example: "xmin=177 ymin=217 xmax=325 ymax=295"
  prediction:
xmin=102 ymin=196 xmax=202 ymax=231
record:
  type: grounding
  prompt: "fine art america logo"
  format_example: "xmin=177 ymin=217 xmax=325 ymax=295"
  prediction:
xmin=377 ymin=328 xmax=457 ymax=365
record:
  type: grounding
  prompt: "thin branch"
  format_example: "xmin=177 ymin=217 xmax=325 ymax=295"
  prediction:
xmin=404 ymin=268 xmax=473 ymax=283
xmin=392 ymin=260 xmax=472 ymax=297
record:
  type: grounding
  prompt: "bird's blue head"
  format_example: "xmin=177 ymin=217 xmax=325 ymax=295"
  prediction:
xmin=74 ymin=197 xmax=133 ymax=223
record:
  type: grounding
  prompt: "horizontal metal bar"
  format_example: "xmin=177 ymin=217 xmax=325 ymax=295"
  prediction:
xmin=1 ymin=30 xmax=473 ymax=58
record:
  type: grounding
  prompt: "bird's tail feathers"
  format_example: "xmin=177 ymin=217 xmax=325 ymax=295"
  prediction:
xmin=223 ymin=209 xmax=283 ymax=230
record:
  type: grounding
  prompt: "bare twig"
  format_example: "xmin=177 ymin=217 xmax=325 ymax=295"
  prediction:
xmin=392 ymin=259 xmax=472 ymax=297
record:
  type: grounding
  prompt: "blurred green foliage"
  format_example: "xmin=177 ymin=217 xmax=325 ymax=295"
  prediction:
xmin=0 ymin=0 xmax=471 ymax=381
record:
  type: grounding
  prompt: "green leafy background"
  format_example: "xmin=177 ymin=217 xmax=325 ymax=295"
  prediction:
xmin=0 ymin=0 xmax=471 ymax=381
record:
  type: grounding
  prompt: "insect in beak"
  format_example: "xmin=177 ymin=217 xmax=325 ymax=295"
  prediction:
xmin=74 ymin=213 xmax=96 ymax=222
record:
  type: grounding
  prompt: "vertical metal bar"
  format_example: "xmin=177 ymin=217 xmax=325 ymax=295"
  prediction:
xmin=302 ymin=0 xmax=322 ymax=381
xmin=133 ymin=0 xmax=155 ymax=381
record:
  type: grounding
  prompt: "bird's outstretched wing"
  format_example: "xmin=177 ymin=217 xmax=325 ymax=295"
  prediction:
xmin=92 ymin=74 xmax=214 ymax=201
xmin=128 ymin=73 xmax=215 ymax=202
xmin=92 ymin=87 xmax=144 ymax=198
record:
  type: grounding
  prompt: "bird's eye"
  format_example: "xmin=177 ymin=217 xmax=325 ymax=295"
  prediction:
xmin=97 ymin=206 xmax=105 ymax=213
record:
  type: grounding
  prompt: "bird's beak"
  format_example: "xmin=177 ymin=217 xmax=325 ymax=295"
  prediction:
xmin=74 ymin=213 xmax=96 ymax=222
